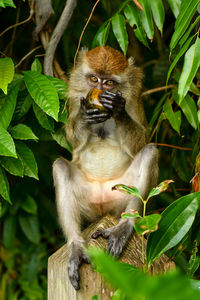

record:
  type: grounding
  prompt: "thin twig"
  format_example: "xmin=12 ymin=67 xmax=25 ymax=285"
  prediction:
xmin=142 ymin=85 xmax=174 ymax=97
xmin=44 ymin=0 xmax=77 ymax=76
xmin=74 ymin=0 xmax=101 ymax=68
xmin=154 ymin=143 xmax=192 ymax=151
xmin=133 ymin=0 xmax=143 ymax=10
xmin=0 ymin=2 xmax=34 ymax=38
xmin=15 ymin=46 xmax=42 ymax=69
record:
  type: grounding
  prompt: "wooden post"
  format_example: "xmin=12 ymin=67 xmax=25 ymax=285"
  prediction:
xmin=48 ymin=215 xmax=175 ymax=300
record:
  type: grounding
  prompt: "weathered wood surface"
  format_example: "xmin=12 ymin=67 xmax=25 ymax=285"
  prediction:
xmin=48 ymin=215 xmax=175 ymax=300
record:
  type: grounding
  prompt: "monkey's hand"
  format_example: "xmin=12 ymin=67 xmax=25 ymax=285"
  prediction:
xmin=99 ymin=90 xmax=126 ymax=119
xmin=92 ymin=219 xmax=133 ymax=258
xmin=81 ymin=97 xmax=111 ymax=124
xmin=67 ymin=241 xmax=89 ymax=290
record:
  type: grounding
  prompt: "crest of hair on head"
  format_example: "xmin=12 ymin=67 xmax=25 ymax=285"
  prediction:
xmin=86 ymin=46 xmax=128 ymax=75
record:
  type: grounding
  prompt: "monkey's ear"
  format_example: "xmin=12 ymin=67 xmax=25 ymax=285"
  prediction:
xmin=128 ymin=56 xmax=135 ymax=66
xmin=76 ymin=47 xmax=88 ymax=63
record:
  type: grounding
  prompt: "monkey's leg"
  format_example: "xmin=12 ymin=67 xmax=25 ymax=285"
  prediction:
xmin=53 ymin=157 xmax=89 ymax=290
xmin=92 ymin=144 xmax=159 ymax=257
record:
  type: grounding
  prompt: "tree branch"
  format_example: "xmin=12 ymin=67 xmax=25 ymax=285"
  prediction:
xmin=43 ymin=0 xmax=77 ymax=76
xmin=142 ymin=85 xmax=174 ymax=97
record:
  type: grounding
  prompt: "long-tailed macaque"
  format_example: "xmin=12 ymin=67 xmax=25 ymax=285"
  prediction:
xmin=53 ymin=46 xmax=158 ymax=290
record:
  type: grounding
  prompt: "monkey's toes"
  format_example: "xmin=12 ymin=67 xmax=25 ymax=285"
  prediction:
xmin=107 ymin=237 xmax=123 ymax=258
xmin=92 ymin=229 xmax=109 ymax=239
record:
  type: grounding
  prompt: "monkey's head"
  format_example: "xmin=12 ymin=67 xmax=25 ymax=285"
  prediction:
xmin=68 ymin=46 xmax=143 ymax=107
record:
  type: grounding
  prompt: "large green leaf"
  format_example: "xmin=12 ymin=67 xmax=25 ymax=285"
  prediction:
xmin=47 ymin=76 xmax=68 ymax=100
xmin=170 ymin=0 xmax=200 ymax=51
xmin=0 ymin=81 xmax=20 ymax=129
xmin=0 ymin=127 xmax=17 ymax=157
xmin=92 ymin=22 xmax=111 ymax=47
xmin=166 ymin=35 xmax=195 ymax=84
xmin=178 ymin=38 xmax=200 ymax=103
xmin=163 ymin=99 xmax=181 ymax=134
xmin=0 ymin=156 xmax=24 ymax=177
xmin=9 ymin=124 xmax=38 ymax=141
xmin=167 ymin=0 xmax=181 ymax=18
xmin=0 ymin=58 xmax=14 ymax=94
xmin=146 ymin=192 xmax=200 ymax=266
xmin=32 ymin=102 xmax=54 ymax=132
xmin=150 ymin=0 xmax=165 ymax=34
xmin=134 ymin=214 xmax=161 ymax=235
xmin=111 ymin=14 xmax=128 ymax=55
xmin=179 ymin=16 xmax=200 ymax=47
xmin=124 ymin=3 xmax=148 ymax=47
xmin=18 ymin=214 xmax=40 ymax=244
xmin=0 ymin=165 xmax=11 ymax=203
xmin=16 ymin=142 xmax=38 ymax=180
xmin=139 ymin=0 xmax=154 ymax=40
xmin=179 ymin=94 xmax=199 ymax=129
xmin=24 ymin=71 xmax=59 ymax=121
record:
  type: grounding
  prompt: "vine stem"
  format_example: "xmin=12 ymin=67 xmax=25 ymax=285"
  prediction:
xmin=141 ymin=200 xmax=147 ymax=271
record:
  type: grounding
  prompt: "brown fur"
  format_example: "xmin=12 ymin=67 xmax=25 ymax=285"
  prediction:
xmin=86 ymin=46 xmax=128 ymax=75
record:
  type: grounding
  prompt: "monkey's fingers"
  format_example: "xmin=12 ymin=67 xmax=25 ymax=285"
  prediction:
xmin=107 ymin=235 xmax=124 ymax=258
xmin=67 ymin=258 xmax=81 ymax=290
xmin=92 ymin=229 xmax=109 ymax=239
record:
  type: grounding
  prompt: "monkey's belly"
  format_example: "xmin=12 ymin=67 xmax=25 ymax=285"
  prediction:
xmin=79 ymin=140 xmax=131 ymax=181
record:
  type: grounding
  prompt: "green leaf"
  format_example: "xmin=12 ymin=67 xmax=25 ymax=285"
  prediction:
xmin=112 ymin=184 xmax=142 ymax=200
xmin=51 ymin=127 xmax=72 ymax=152
xmin=179 ymin=16 xmax=200 ymax=47
xmin=92 ymin=22 xmax=111 ymax=47
xmin=16 ymin=142 xmax=38 ymax=180
xmin=121 ymin=210 xmax=141 ymax=219
xmin=2 ymin=0 xmax=16 ymax=8
xmin=170 ymin=0 xmax=200 ymax=51
xmin=47 ymin=76 xmax=68 ymax=100
xmin=91 ymin=296 xmax=99 ymax=300
xmin=139 ymin=0 xmax=154 ymax=40
xmin=13 ymin=93 xmax=32 ymax=122
xmin=21 ymin=195 xmax=37 ymax=214
xmin=163 ymin=99 xmax=181 ymax=133
xmin=58 ymin=101 xmax=68 ymax=124
xmin=31 ymin=58 xmax=42 ymax=73
xmin=32 ymin=102 xmax=54 ymax=132
xmin=149 ymin=94 xmax=167 ymax=128
xmin=111 ymin=14 xmax=128 ymax=55
xmin=24 ymin=71 xmax=59 ymax=121
xmin=124 ymin=3 xmax=148 ymax=47
xmin=150 ymin=0 xmax=165 ymax=34
xmin=0 ymin=127 xmax=17 ymax=158
xmin=0 ymin=58 xmax=14 ymax=94
xmin=18 ymin=214 xmax=40 ymax=244
xmin=148 ymin=180 xmax=174 ymax=199
xmin=0 ymin=165 xmax=11 ymax=203
xmin=178 ymin=38 xmax=200 ymax=103
xmin=166 ymin=35 xmax=195 ymax=84
xmin=167 ymin=0 xmax=181 ymax=18
xmin=9 ymin=124 xmax=38 ymax=141
xmin=0 ymin=156 xmax=24 ymax=177
xmin=134 ymin=214 xmax=161 ymax=235
xmin=179 ymin=94 xmax=199 ymax=130
xmin=146 ymin=192 xmax=200 ymax=266
xmin=3 ymin=215 xmax=16 ymax=248
xmin=0 ymin=81 xmax=20 ymax=129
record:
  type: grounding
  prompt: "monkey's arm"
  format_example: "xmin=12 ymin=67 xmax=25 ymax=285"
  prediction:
xmin=100 ymin=91 xmax=147 ymax=157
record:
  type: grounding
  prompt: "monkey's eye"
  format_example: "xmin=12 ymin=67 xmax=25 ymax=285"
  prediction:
xmin=105 ymin=80 xmax=114 ymax=86
xmin=90 ymin=76 xmax=98 ymax=83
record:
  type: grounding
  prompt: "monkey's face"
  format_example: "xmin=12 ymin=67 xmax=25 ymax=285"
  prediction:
xmin=86 ymin=74 xmax=118 ymax=92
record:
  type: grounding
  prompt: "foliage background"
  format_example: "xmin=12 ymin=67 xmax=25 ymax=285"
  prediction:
xmin=0 ymin=0 xmax=200 ymax=299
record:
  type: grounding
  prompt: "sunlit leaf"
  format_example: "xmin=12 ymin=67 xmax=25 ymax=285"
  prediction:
xmin=112 ymin=184 xmax=142 ymax=199
xmin=31 ymin=58 xmax=42 ymax=73
xmin=134 ymin=214 xmax=161 ymax=235
xmin=9 ymin=124 xmax=38 ymax=141
xmin=167 ymin=0 xmax=181 ymax=18
xmin=178 ymin=38 xmax=200 ymax=103
xmin=47 ymin=76 xmax=68 ymax=100
xmin=24 ymin=71 xmax=59 ymax=121
xmin=179 ymin=94 xmax=199 ymax=130
xmin=150 ymin=0 xmax=165 ymax=34
xmin=0 ymin=127 xmax=17 ymax=158
xmin=0 ymin=156 xmax=24 ymax=177
xmin=148 ymin=180 xmax=174 ymax=199
xmin=111 ymin=14 xmax=128 ymax=55
xmin=0 ymin=58 xmax=14 ymax=94
xmin=179 ymin=16 xmax=200 ymax=47
xmin=92 ymin=22 xmax=111 ymax=47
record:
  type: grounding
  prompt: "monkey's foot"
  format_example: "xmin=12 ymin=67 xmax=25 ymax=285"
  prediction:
xmin=92 ymin=220 xmax=133 ymax=258
xmin=67 ymin=242 xmax=89 ymax=290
